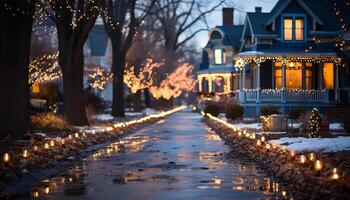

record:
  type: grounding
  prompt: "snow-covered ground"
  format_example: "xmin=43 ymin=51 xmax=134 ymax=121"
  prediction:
xmin=270 ymin=136 xmax=350 ymax=153
xmin=94 ymin=114 xmax=114 ymax=121
xmin=234 ymin=123 xmax=262 ymax=130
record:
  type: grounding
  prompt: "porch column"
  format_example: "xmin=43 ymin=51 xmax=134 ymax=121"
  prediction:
xmin=208 ymin=76 xmax=213 ymax=93
xmin=242 ymin=66 xmax=246 ymax=89
xmin=335 ymin=64 xmax=340 ymax=102
xmin=302 ymin=63 xmax=306 ymax=89
xmin=256 ymin=64 xmax=261 ymax=103
xmin=281 ymin=61 xmax=286 ymax=102
xmin=318 ymin=64 xmax=323 ymax=90
xmin=226 ymin=76 xmax=231 ymax=93
xmin=198 ymin=76 xmax=203 ymax=92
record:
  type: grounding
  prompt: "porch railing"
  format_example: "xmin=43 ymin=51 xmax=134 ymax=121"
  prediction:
xmin=237 ymin=89 xmax=330 ymax=103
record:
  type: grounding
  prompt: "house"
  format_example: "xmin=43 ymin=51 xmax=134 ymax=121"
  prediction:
xmin=197 ymin=8 xmax=243 ymax=102
xmin=198 ymin=0 xmax=350 ymax=117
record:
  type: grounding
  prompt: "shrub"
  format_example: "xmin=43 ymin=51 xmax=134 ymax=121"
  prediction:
xmin=260 ymin=106 xmax=280 ymax=116
xmin=84 ymin=89 xmax=103 ymax=113
xmin=225 ymin=104 xmax=244 ymax=121
xmin=31 ymin=112 xmax=69 ymax=131
xmin=289 ymin=108 xmax=306 ymax=120
xmin=204 ymin=103 xmax=221 ymax=117
xmin=308 ymin=108 xmax=322 ymax=138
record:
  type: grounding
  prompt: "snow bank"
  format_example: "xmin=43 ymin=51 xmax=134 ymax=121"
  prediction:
xmin=330 ymin=123 xmax=344 ymax=130
xmin=125 ymin=112 xmax=143 ymax=117
xmin=94 ymin=114 xmax=114 ymax=121
xmin=256 ymin=131 xmax=286 ymax=135
xmin=143 ymin=108 xmax=158 ymax=115
xmin=270 ymin=136 xmax=350 ymax=153
xmin=233 ymin=123 xmax=262 ymax=130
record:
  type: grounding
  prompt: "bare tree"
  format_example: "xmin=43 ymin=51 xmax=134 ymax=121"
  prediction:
xmin=0 ymin=0 xmax=36 ymax=139
xmin=154 ymin=0 xmax=224 ymax=51
xmin=99 ymin=0 xmax=156 ymax=117
xmin=38 ymin=0 xmax=100 ymax=125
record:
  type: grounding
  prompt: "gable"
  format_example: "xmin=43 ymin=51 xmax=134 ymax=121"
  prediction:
xmin=265 ymin=0 xmax=323 ymax=26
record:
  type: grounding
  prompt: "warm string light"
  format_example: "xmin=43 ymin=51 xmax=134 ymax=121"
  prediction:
xmin=308 ymin=108 xmax=322 ymax=138
xmin=124 ymin=57 xmax=164 ymax=94
xmin=235 ymin=56 xmax=342 ymax=69
xmin=1 ymin=106 xmax=186 ymax=168
xmin=29 ymin=52 xmax=61 ymax=85
xmin=150 ymin=62 xmax=196 ymax=100
xmin=204 ymin=113 xmax=342 ymax=181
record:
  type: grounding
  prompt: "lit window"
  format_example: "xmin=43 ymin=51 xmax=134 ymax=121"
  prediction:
xmin=283 ymin=18 xmax=293 ymax=41
xmin=222 ymin=50 xmax=226 ymax=64
xmin=214 ymin=49 xmax=223 ymax=64
xmin=283 ymin=17 xmax=305 ymax=41
xmin=295 ymin=18 xmax=304 ymax=41
xmin=323 ymin=63 xmax=334 ymax=89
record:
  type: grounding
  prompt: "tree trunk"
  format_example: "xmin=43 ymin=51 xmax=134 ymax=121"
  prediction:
xmin=0 ymin=2 xmax=35 ymax=139
xmin=144 ymin=89 xmax=151 ymax=108
xmin=62 ymin=43 xmax=88 ymax=125
xmin=132 ymin=90 xmax=142 ymax=112
xmin=111 ymin=43 xmax=126 ymax=117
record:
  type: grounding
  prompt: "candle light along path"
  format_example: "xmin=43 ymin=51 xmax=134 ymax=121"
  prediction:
xmin=2 ymin=106 xmax=186 ymax=167
xmin=202 ymin=112 xmax=341 ymax=181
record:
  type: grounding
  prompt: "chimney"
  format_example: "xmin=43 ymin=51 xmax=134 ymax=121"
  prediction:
xmin=223 ymin=8 xmax=234 ymax=26
xmin=255 ymin=7 xmax=262 ymax=13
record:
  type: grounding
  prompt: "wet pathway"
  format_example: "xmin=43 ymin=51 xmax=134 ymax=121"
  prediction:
xmin=20 ymin=110 xmax=287 ymax=199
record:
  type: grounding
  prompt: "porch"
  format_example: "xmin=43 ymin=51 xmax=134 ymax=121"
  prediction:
xmin=237 ymin=89 xmax=331 ymax=103
xmin=234 ymin=52 xmax=342 ymax=104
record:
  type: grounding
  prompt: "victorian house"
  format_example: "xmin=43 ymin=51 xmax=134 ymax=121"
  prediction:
xmin=198 ymin=0 xmax=350 ymax=117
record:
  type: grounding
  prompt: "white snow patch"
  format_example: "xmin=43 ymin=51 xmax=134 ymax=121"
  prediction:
xmin=288 ymin=123 xmax=301 ymax=129
xmin=256 ymin=131 xmax=286 ymax=135
xmin=34 ymin=132 xmax=47 ymax=137
xmin=330 ymin=123 xmax=344 ymax=130
xmin=94 ymin=114 xmax=114 ymax=121
xmin=125 ymin=112 xmax=143 ymax=117
xmin=143 ymin=108 xmax=158 ymax=115
xmin=233 ymin=123 xmax=262 ymax=130
xmin=270 ymin=136 xmax=350 ymax=153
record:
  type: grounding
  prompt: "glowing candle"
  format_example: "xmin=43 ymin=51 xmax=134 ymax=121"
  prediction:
xmin=238 ymin=132 xmax=242 ymax=136
xmin=265 ymin=143 xmax=271 ymax=150
xmin=282 ymin=191 xmax=287 ymax=197
xmin=251 ymin=133 xmax=256 ymax=140
xmin=44 ymin=143 xmax=50 ymax=149
xmin=83 ymin=132 xmax=86 ymax=137
xmin=299 ymin=155 xmax=306 ymax=164
xmin=257 ymin=140 xmax=262 ymax=147
xmin=309 ymin=153 xmax=315 ymax=161
xmin=50 ymin=140 xmax=55 ymax=147
xmin=290 ymin=151 xmax=296 ymax=158
xmin=45 ymin=187 xmax=50 ymax=194
xmin=23 ymin=150 xmax=29 ymax=158
xmin=3 ymin=153 xmax=10 ymax=163
xmin=75 ymin=133 xmax=79 ymax=138
xmin=92 ymin=130 xmax=96 ymax=134
xmin=33 ymin=146 xmax=39 ymax=152
xmin=331 ymin=168 xmax=339 ymax=180
xmin=61 ymin=139 xmax=65 ymax=145
xmin=315 ymin=160 xmax=322 ymax=171
xmin=68 ymin=134 xmax=73 ymax=140
xmin=261 ymin=136 xmax=266 ymax=142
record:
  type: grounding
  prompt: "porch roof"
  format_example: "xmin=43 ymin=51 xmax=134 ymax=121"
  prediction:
xmin=235 ymin=51 xmax=339 ymax=58
xmin=197 ymin=66 xmax=237 ymax=75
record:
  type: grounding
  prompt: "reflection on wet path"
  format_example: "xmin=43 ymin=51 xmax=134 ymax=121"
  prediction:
xmin=15 ymin=111 xmax=291 ymax=200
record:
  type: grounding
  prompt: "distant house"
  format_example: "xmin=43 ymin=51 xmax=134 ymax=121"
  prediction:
xmin=198 ymin=8 xmax=243 ymax=102
xmin=198 ymin=0 xmax=350 ymax=117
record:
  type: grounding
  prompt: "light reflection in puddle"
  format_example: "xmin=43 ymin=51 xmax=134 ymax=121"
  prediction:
xmin=199 ymin=151 xmax=226 ymax=164
xmin=204 ymin=134 xmax=222 ymax=141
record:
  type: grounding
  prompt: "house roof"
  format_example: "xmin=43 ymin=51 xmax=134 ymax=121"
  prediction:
xmin=246 ymin=12 xmax=274 ymax=37
xmin=205 ymin=25 xmax=244 ymax=48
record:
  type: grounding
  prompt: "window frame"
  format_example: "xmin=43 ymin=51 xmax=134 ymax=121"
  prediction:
xmin=281 ymin=14 xmax=307 ymax=42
